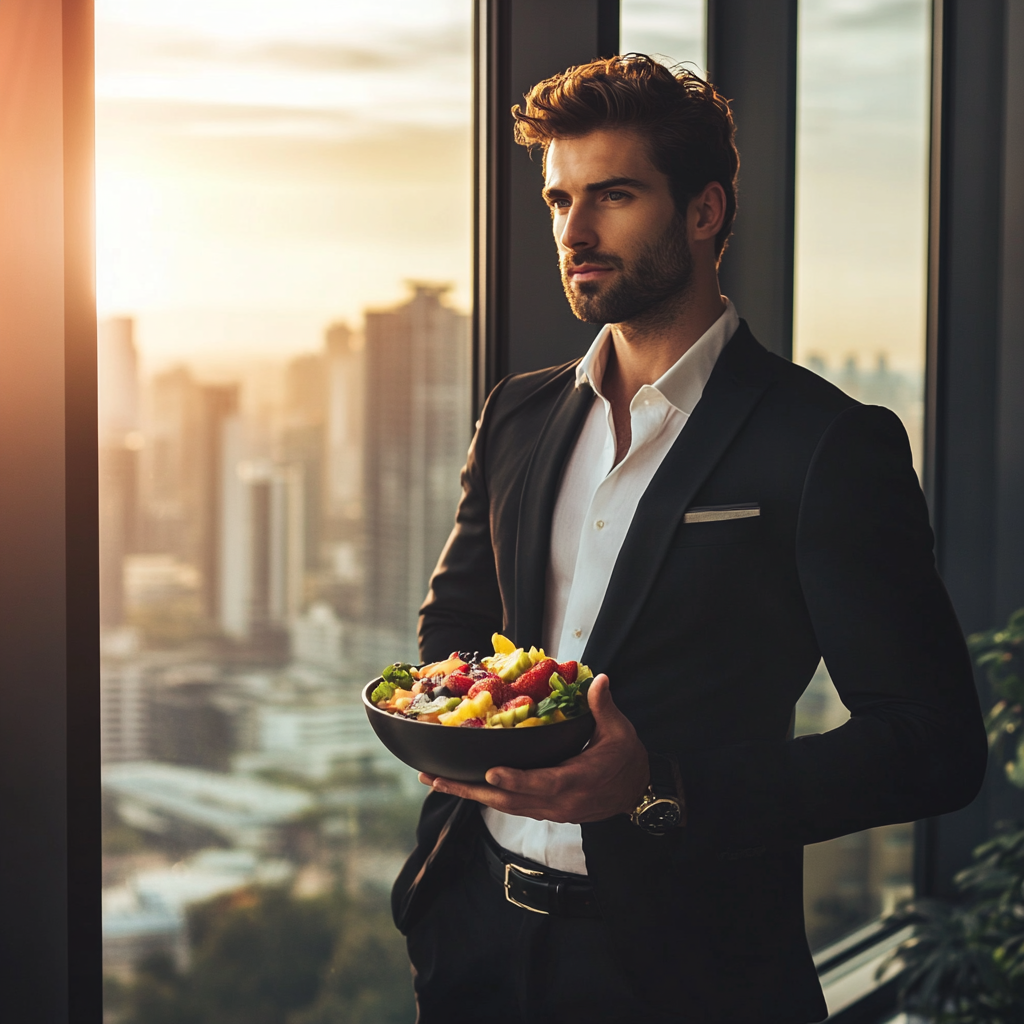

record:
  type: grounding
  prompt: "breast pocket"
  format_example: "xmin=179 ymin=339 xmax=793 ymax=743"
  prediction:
xmin=672 ymin=503 xmax=762 ymax=547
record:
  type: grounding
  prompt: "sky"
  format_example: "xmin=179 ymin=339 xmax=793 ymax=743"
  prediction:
xmin=95 ymin=0 xmax=473 ymax=370
xmin=792 ymin=0 xmax=931 ymax=375
xmin=97 ymin=0 xmax=931 ymax=377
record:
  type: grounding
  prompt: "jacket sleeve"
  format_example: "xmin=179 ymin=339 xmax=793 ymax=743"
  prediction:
xmin=674 ymin=404 xmax=988 ymax=857
xmin=417 ymin=379 xmax=508 ymax=663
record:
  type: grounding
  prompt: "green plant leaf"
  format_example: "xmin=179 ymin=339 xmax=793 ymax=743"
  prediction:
xmin=370 ymin=679 xmax=397 ymax=704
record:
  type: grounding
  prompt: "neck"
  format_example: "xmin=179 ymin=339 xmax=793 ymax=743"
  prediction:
xmin=604 ymin=276 xmax=726 ymax=404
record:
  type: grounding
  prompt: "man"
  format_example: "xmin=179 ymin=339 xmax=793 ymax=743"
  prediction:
xmin=392 ymin=55 xmax=986 ymax=1023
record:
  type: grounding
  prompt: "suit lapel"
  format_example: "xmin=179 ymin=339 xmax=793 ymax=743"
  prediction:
xmin=582 ymin=323 xmax=777 ymax=671
xmin=512 ymin=376 xmax=595 ymax=646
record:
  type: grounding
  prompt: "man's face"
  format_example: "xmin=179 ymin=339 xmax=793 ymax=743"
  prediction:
xmin=543 ymin=128 xmax=692 ymax=325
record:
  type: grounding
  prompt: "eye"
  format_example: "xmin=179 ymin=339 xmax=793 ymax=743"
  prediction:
xmin=548 ymin=197 xmax=570 ymax=209
xmin=605 ymin=190 xmax=629 ymax=201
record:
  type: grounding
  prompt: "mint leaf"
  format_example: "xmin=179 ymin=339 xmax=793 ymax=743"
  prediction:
xmin=371 ymin=679 xmax=397 ymax=703
xmin=536 ymin=678 xmax=588 ymax=718
xmin=382 ymin=662 xmax=414 ymax=686
xmin=536 ymin=696 xmax=557 ymax=717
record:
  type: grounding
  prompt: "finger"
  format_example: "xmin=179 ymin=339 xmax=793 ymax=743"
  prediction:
xmin=429 ymin=776 xmax=550 ymax=815
xmin=588 ymin=674 xmax=627 ymax=727
xmin=418 ymin=772 xmax=438 ymax=786
xmin=485 ymin=763 xmax=573 ymax=793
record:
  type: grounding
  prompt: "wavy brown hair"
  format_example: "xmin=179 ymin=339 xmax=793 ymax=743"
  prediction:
xmin=512 ymin=54 xmax=739 ymax=260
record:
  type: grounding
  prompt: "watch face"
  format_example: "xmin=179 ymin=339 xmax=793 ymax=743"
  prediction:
xmin=637 ymin=798 xmax=682 ymax=833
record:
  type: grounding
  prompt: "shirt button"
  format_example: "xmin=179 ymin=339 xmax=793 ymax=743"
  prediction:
xmin=573 ymin=629 xmax=582 ymax=638
xmin=595 ymin=519 xmax=605 ymax=530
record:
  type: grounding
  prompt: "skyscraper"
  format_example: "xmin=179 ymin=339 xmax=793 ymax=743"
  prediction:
xmin=282 ymin=351 xmax=328 ymax=572
xmin=198 ymin=383 xmax=240 ymax=622
xmin=362 ymin=284 xmax=470 ymax=649
xmin=325 ymin=321 xmax=364 ymax=529
xmin=219 ymin=454 xmax=305 ymax=642
xmin=98 ymin=317 xmax=142 ymax=628
xmin=142 ymin=365 xmax=202 ymax=559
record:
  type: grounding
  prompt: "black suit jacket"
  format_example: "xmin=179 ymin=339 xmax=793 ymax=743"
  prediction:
xmin=393 ymin=322 xmax=987 ymax=1022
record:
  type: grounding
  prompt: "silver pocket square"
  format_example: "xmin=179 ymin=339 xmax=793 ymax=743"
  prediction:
xmin=683 ymin=503 xmax=760 ymax=524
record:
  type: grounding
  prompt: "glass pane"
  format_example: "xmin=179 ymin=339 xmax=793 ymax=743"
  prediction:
xmin=793 ymin=0 xmax=932 ymax=949
xmin=793 ymin=0 xmax=931 ymax=471
xmin=796 ymin=664 xmax=915 ymax=950
xmin=97 ymin=2 xmax=472 ymax=1020
xmin=620 ymin=0 xmax=707 ymax=76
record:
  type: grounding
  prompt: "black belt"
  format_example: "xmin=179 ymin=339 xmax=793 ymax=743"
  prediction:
xmin=481 ymin=830 xmax=602 ymax=919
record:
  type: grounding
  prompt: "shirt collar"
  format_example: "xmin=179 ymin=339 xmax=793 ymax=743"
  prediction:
xmin=576 ymin=299 xmax=740 ymax=416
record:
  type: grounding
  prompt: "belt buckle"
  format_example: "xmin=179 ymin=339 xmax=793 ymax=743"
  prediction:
xmin=503 ymin=862 xmax=550 ymax=914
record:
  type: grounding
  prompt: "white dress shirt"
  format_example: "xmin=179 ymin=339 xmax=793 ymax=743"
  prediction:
xmin=482 ymin=300 xmax=740 ymax=874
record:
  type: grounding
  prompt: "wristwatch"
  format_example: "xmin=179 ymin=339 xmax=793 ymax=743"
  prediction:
xmin=631 ymin=753 xmax=685 ymax=835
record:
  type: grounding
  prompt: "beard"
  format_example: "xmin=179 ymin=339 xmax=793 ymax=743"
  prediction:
xmin=560 ymin=215 xmax=694 ymax=326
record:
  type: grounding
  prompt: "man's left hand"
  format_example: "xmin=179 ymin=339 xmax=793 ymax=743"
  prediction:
xmin=418 ymin=673 xmax=650 ymax=823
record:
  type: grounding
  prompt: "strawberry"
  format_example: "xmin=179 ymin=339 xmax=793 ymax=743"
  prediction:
xmin=467 ymin=674 xmax=511 ymax=705
xmin=557 ymin=661 xmax=578 ymax=684
xmin=460 ymin=718 xmax=485 ymax=728
xmin=499 ymin=694 xmax=534 ymax=713
xmin=509 ymin=658 xmax=559 ymax=703
xmin=446 ymin=672 xmax=476 ymax=697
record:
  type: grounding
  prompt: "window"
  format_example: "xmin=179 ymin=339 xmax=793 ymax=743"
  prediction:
xmin=620 ymin=0 xmax=932 ymax=954
xmin=792 ymin=0 xmax=932 ymax=951
xmin=96 ymin=2 xmax=472 ymax=1019
xmin=620 ymin=0 xmax=706 ymax=74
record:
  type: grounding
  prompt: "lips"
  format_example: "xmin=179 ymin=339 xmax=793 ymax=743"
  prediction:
xmin=568 ymin=264 xmax=614 ymax=283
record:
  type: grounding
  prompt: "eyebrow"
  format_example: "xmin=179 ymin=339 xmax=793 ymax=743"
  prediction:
xmin=542 ymin=176 xmax=650 ymax=201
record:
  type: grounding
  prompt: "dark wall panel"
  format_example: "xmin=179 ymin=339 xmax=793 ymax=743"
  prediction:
xmin=0 ymin=0 xmax=100 ymax=1017
xmin=921 ymin=0 xmax=1024 ymax=898
xmin=475 ymin=0 xmax=619 ymax=409
xmin=995 ymin=0 xmax=1024 ymax=623
xmin=707 ymin=0 xmax=798 ymax=359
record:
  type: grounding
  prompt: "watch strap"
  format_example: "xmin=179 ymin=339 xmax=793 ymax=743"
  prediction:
xmin=646 ymin=752 xmax=686 ymax=826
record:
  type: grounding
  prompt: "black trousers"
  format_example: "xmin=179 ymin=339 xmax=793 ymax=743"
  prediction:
xmin=406 ymin=833 xmax=681 ymax=1024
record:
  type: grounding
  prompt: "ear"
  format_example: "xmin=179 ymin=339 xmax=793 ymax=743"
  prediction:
xmin=689 ymin=182 xmax=727 ymax=243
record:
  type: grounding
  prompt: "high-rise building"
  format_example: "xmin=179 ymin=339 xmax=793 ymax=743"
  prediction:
xmin=142 ymin=366 xmax=202 ymax=558
xmin=98 ymin=316 xmax=140 ymax=445
xmin=99 ymin=317 xmax=142 ymax=628
xmin=362 ymin=284 xmax=470 ymax=649
xmin=281 ymin=351 xmax=328 ymax=572
xmin=219 ymin=453 xmax=305 ymax=642
xmin=198 ymin=383 xmax=240 ymax=622
xmin=325 ymin=322 xmax=364 ymax=528
xmin=100 ymin=629 xmax=148 ymax=764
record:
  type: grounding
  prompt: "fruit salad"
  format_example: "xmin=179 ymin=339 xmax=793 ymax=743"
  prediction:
xmin=371 ymin=634 xmax=593 ymax=729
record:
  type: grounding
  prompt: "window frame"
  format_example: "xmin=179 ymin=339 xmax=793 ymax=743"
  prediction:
xmin=0 ymin=0 xmax=1020 ymax=1016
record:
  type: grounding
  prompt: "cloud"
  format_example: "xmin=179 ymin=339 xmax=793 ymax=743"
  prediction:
xmin=807 ymin=0 xmax=927 ymax=32
xmin=97 ymin=19 xmax=469 ymax=78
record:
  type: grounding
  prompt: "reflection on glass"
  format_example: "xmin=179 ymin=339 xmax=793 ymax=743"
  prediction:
xmin=97 ymin=2 xmax=472 ymax=1020
xmin=793 ymin=0 xmax=931 ymax=952
xmin=620 ymin=0 xmax=706 ymax=75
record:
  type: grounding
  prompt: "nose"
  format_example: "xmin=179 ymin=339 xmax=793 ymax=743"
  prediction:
xmin=555 ymin=201 xmax=598 ymax=254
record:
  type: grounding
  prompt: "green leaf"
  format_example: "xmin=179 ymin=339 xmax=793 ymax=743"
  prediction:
xmin=382 ymin=662 xmax=414 ymax=686
xmin=536 ymin=696 xmax=557 ymax=717
xmin=370 ymin=679 xmax=397 ymax=703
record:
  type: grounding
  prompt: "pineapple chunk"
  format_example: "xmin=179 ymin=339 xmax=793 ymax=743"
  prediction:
xmin=491 ymin=633 xmax=516 ymax=655
xmin=483 ymin=648 xmax=532 ymax=681
xmin=439 ymin=691 xmax=494 ymax=726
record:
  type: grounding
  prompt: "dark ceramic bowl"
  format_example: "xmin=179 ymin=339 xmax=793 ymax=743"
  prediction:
xmin=362 ymin=679 xmax=595 ymax=783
